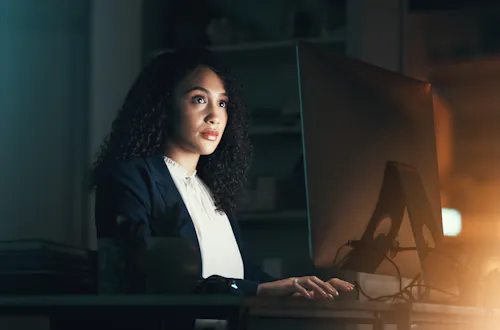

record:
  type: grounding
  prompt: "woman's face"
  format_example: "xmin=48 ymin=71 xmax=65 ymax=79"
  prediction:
xmin=170 ymin=66 xmax=229 ymax=156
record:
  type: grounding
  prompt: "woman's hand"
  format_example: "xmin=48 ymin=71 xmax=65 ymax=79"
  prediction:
xmin=257 ymin=276 xmax=341 ymax=300
xmin=291 ymin=278 xmax=355 ymax=299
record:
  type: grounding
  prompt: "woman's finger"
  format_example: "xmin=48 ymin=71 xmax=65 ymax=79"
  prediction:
xmin=312 ymin=277 xmax=339 ymax=297
xmin=329 ymin=278 xmax=355 ymax=292
xmin=292 ymin=278 xmax=312 ymax=299
xmin=292 ymin=290 xmax=314 ymax=299
xmin=308 ymin=276 xmax=337 ymax=298
xmin=300 ymin=277 xmax=332 ymax=299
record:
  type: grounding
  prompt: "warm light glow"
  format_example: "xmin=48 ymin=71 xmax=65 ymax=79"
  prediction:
xmin=442 ymin=208 xmax=462 ymax=236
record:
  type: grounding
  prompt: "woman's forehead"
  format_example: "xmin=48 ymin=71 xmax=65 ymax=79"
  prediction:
xmin=176 ymin=66 xmax=226 ymax=94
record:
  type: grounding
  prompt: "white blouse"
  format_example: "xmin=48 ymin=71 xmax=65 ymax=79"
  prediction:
xmin=164 ymin=156 xmax=244 ymax=280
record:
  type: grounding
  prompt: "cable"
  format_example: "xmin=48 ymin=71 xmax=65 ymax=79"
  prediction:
xmin=355 ymin=280 xmax=409 ymax=302
xmin=357 ymin=273 xmax=458 ymax=303
xmin=333 ymin=241 xmax=460 ymax=303
xmin=333 ymin=241 xmax=408 ymax=301
xmin=332 ymin=243 xmax=349 ymax=267
xmin=402 ymin=283 xmax=458 ymax=299
xmin=393 ymin=244 xmax=465 ymax=269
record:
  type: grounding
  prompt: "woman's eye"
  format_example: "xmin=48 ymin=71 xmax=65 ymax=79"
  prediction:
xmin=219 ymin=100 xmax=227 ymax=108
xmin=193 ymin=96 xmax=206 ymax=104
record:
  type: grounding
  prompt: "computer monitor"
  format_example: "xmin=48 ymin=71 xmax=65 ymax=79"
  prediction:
xmin=296 ymin=42 xmax=444 ymax=282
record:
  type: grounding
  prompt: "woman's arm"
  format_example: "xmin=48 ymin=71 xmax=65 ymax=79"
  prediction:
xmin=229 ymin=217 xmax=352 ymax=298
xmin=95 ymin=158 xmax=153 ymax=239
xmin=95 ymin=159 xmax=157 ymax=293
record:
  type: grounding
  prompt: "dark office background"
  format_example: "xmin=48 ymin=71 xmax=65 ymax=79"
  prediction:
xmin=2 ymin=2 xmax=500 ymax=325
xmin=2 ymin=0 xmax=500 ymax=270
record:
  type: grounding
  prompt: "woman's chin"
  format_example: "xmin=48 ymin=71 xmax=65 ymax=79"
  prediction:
xmin=199 ymin=148 xmax=217 ymax=156
xmin=197 ymin=142 xmax=220 ymax=156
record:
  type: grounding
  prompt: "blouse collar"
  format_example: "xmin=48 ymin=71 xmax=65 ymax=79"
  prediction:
xmin=164 ymin=156 xmax=197 ymax=180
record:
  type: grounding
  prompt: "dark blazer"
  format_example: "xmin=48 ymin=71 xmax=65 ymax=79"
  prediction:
xmin=95 ymin=154 xmax=276 ymax=295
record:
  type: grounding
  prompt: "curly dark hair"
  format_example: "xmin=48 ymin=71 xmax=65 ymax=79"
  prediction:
xmin=90 ymin=47 xmax=252 ymax=215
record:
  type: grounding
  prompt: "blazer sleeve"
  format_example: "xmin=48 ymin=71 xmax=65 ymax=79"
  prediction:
xmin=95 ymin=159 xmax=153 ymax=239
xmin=228 ymin=215 xmax=278 ymax=295
xmin=234 ymin=256 xmax=278 ymax=296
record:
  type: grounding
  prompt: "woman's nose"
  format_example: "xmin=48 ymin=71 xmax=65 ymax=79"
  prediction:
xmin=206 ymin=104 xmax=221 ymax=125
xmin=207 ymin=116 xmax=220 ymax=125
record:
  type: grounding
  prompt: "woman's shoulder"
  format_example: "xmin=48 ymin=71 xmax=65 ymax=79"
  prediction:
xmin=108 ymin=154 xmax=164 ymax=172
xmin=98 ymin=155 xmax=164 ymax=184
xmin=102 ymin=157 xmax=146 ymax=177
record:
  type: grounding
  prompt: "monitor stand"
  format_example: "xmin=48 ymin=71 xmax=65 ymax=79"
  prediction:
xmin=336 ymin=161 xmax=459 ymax=303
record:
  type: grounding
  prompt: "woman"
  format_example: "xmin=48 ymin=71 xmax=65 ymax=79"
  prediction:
xmin=91 ymin=47 xmax=353 ymax=299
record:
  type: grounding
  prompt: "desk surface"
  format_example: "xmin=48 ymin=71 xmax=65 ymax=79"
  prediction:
xmin=0 ymin=295 xmax=243 ymax=307
xmin=0 ymin=295 xmax=244 ymax=321
xmin=0 ymin=295 xmax=499 ymax=319
xmin=0 ymin=294 xmax=495 ymax=310
xmin=1 ymin=295 xmax=500 ymax=330
xmin=0 ymin=295 xmax=497 ymax=315
xmin=244 ymin=297 xmax=500 ymax=329
xmin=247 ymin=297 xmax=500 ymax=315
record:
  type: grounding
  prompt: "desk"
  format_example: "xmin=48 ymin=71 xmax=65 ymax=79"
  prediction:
xmin=0 ymin=295 xmax=498 ymax=330
xmin=0 ymin=295 xmax=243 ymax=330
xmin=244 ymin=298 xmax=500 ymax=330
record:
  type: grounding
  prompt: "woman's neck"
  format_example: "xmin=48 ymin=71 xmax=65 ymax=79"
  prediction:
xmin=164 ymin=144 xmax=200 ymax=176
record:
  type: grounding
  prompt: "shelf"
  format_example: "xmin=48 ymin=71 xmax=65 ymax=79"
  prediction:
xmin=149 ymin=33 xmax=346 ymax=58
xmin=249 ymin=125 xmax=301 ymax=135
xmin=238 ymin=210 xmax=307 ymax=222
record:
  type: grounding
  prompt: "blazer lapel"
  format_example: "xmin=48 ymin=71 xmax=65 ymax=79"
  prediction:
xmin=146 ymin=155 xmax=201 ymax=254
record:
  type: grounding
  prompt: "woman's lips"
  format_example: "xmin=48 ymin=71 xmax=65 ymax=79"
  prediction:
xmin=201 ymin=130 xmax=219 ymax=141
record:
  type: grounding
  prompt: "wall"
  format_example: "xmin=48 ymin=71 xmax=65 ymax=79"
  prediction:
xmin=0 ymin=0 xmax=89 ymax=245
xmin=0 ymin=1 xmax=89 ymax=328
xmin=0 ymin=0 xmax=143 ymax=249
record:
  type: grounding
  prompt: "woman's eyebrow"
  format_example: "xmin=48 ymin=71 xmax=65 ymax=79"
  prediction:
xmin=183 ymin=86 xmax=227 ymax=97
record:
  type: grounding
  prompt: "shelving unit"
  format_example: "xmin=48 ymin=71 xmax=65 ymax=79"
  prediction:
xmin=191 ymin=37 xmax=342 ymax=223
xmin=142 ymin=36 xmax=343 ymax=223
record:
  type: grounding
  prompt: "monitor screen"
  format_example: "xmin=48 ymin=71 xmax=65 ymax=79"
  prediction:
xmin=296 ymin=42 xmax=442 ymax=279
